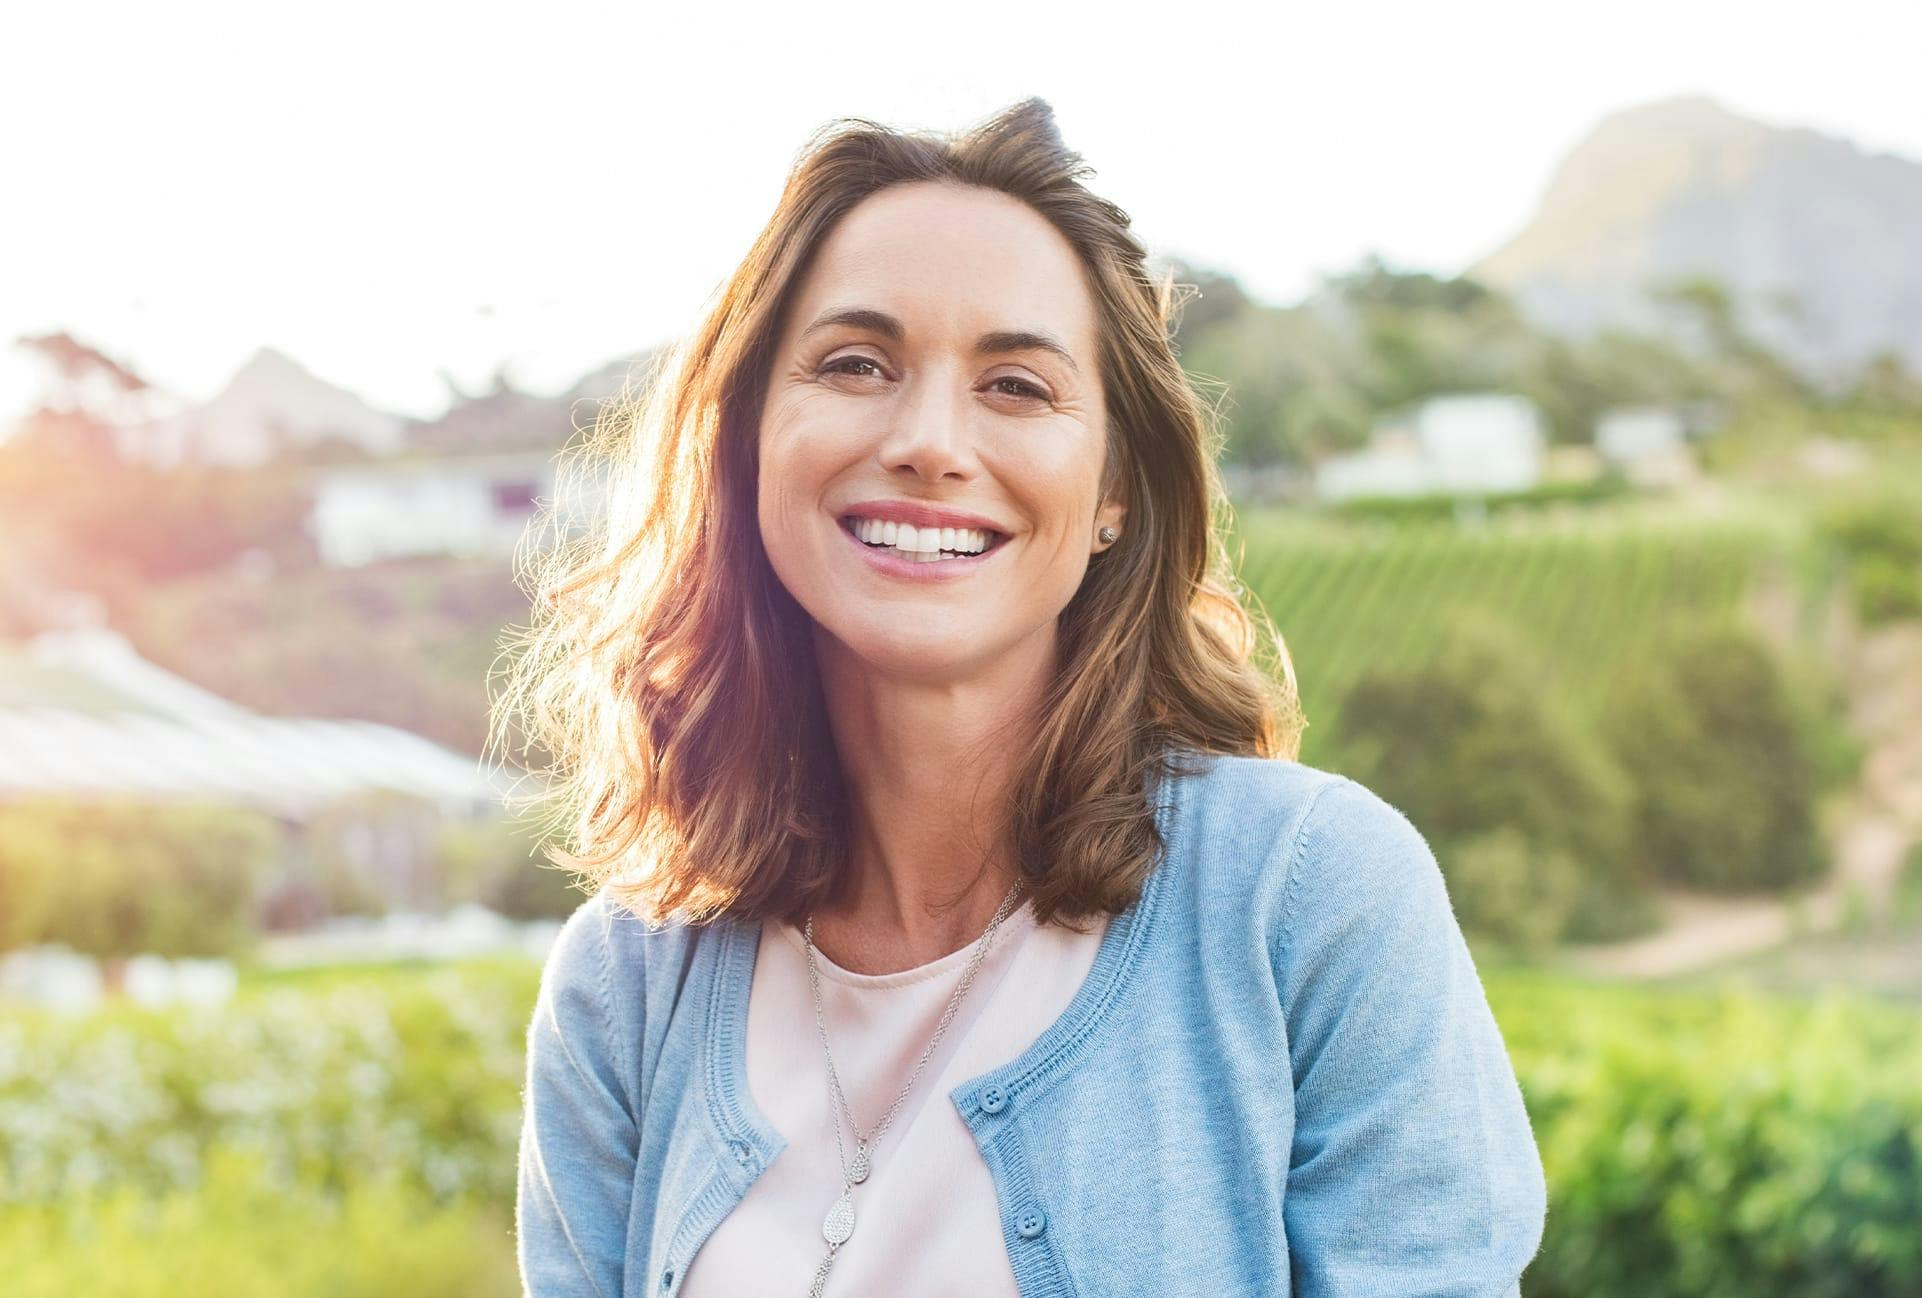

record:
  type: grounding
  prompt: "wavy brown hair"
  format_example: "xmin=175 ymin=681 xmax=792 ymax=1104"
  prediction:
xmin=488 ymin=96 xmax=1305 ymax=932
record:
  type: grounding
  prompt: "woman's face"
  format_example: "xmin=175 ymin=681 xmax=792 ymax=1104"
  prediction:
xmin=757 ymin=181 xmax=1125 ymax=683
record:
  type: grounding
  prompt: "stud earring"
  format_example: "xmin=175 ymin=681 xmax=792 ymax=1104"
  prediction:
xmin=1098 ymin=526 xmax=1118 ymax=544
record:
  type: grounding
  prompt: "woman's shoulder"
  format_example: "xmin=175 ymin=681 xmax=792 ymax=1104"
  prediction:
xmin=1169 ymin=752 xmax=1448 ymax=956
xmin=1169 ymin=750 xmax=1399 ymax=883
xmin=535 ymin=885 xmax=719 ymax=1029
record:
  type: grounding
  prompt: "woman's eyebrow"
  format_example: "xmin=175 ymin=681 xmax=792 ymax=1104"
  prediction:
xmin=799 ymin=305 xmax=1079 ymax=375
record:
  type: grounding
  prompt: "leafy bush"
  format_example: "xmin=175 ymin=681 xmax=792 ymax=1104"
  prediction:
xmin=1438 ymin=827 xmax=1581 ymax=957
xmin=436 ymin=814 xmax=586 ymax=920
xmin=1602 ymin=621 xmax=1828 ymax=893
xmin=1329 ymin=474 xmax=1631 ymax=523
xmin=0 ymin=799 xmax=277 ymax=958
xmin=0 ymin=961 xmax=536 ymax=1208
xmin=1896 ymin=839 xmax=1922 ymax=931
xmin=1814 ymin=493 xmax=1922 ymax=625
xmin=1493 ymin=974 xmax=1922 ymax=1298
xmin=1815 ymin=494 xmax=1922 ymax=567
xmin=0 ymin=1149 xmax=517 ymax=1298
xmin=1332 ymin=606 xmax=1649 ymax=943
xmin=1849 ymin=553 xmax=1922 ymax=624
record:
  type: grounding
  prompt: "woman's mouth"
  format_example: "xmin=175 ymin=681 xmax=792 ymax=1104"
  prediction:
xmin=836 ymin=513 xmax=1012 ymax=577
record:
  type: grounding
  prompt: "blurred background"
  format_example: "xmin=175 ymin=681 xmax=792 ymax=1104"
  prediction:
xmin=4 ymin=2 xmax=1920 ymax=1294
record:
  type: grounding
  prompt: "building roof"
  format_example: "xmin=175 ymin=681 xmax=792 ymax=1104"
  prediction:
xmin=0 ymin=627 xmax=517 ymax=817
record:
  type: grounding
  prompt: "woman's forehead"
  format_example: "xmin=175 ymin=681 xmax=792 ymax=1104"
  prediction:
xmin=792 ymin=185 xmax=1096 ymax=348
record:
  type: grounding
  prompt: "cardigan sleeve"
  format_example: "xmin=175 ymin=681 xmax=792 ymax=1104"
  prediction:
xmin=516 ymin=892 xmax=640 ymax=1298
xmin=1271 ymin=777 xmax=1547 ymax=1298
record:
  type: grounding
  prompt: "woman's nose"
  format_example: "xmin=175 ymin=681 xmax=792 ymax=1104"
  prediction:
xmin=877 ymin=376 xmax=977 ymax=481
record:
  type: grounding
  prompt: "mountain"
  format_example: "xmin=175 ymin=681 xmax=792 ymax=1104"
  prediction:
xmin=122 ymin=347 xmax=409 ymax=468
xmin=1470 ymin=95 xmax=1922 ymax=384
xmin=402 ymin=347 xmax=659 ymax=458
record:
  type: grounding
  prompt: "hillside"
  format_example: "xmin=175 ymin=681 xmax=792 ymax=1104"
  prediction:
xmin=1471 ymin=94 xmax=1922 ymax=384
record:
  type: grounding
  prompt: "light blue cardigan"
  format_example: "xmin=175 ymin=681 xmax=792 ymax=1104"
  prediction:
xmin=515 ymin=752 xmax=1548 ymax=1297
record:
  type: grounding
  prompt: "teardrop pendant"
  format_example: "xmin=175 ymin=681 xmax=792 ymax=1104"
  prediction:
xmin=849 ymin=1143 xmax=870 ymax=1184
xmin=822 ymin=1191 xmax=855 ymax=1245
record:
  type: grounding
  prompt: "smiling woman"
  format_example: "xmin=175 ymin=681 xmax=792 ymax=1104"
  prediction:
xmin=492 ymin=97 xmax=1545 ymax=1298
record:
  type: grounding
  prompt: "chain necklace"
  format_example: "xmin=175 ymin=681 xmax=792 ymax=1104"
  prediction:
xmin=800 ymin=880 xmax=1026 ymax=1298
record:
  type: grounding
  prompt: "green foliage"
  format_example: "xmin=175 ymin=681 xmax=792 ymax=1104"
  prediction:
xmin=1232 ymin=506 xmax=1782 ymax=774
xmin=9 ymin=955 xmax=1922 ymax=1297
xmin=1849 ymin=554 xmax=1922 ymax=624
xmin=436 ymin=814 xmax=587 ymax=921
xmin=1493 ymin=975 xmax=1922 ymax=1298
xmin=1602 ymin=622 xmax=1828 ymax=893
xmin=0 ymin=1150 xmax=517 ymax=1298
xmin=1332 ymin=606 xmax=1644 ymax=944
xmin=1438 ymin=827 xmax=1582 ymax=958
xmin=1896 ymin=839 xmax=1922 ymax=931
xmin=0 ymin=798 xmax=277 ymax=958
xmin=1813 ymin=491 xmax=1922 ymax=625
xmin=1816 ymin=495 xmax=1922 ymax=567
xmin=0 ymin=960 xmax=537 ymax=1208
xmin=1176 ymin=298 xmax=1373 ymax=465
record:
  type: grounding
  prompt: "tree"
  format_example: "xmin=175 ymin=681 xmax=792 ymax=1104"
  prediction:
xmin=1602 ymin=620 xmax=1828 ymax=892
xmin=1331 ymin=606 xmax=1651 ymax=943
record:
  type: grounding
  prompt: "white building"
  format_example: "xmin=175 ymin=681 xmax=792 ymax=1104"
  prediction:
xmin=1593 ymin=405 xmax=1699 ymax=488
xmin=1314 ymin=392 xmax=1546 ymax=502
xmin=308 ymin=450 xmax=609 ymax=566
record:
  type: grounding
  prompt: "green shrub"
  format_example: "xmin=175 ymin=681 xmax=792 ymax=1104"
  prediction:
xmin=1849 ymin=553 xmax=1922 ymax=624
xmin=1602 ymin=621 xmax=1828 ymax=893
xmin=435 ymin=814 xmax=585 ymax=921
xmin=0 ymin=1148 xmax=517 ymax=1298
xmin=1815 ymin=495 xmax=1922 ymax=567
xmin=1438 ymin=827 xmax=1581 ymax=957
xmin=0 ymin=962 xmax=537 ymax=1208
xmin=1333 ymin=605 xmax=1649 ymax=943
xmin=0 ymin=798 xmax=277 ymax=958
xmin=1896 ymin=839 xmax=1922 ymax=931
xmin=1492 ymin=975 xmax=1922 ymax=1298
xmin=1814 ymin=493 xmax=1922 ymax=625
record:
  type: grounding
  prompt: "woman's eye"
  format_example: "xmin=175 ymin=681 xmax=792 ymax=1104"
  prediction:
xmin=990 ymin=376 xmax=1048 ymax=402
xmin=819 ymin=356 xmax=1047 ymax=404
xmin=822 ymin=355 xmax=882 ymax=378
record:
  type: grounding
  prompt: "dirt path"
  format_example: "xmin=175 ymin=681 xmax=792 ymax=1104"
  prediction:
xmin=1559 ymin=617 xmax=1922 ymax=981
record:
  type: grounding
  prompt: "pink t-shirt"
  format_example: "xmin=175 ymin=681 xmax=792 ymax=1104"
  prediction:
xmin=678 ymin=898 xmax=1110 ymax=1296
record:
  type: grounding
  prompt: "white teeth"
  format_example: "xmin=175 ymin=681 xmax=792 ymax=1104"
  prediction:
xmin=847 ymin=515 xmax=993 ymax=556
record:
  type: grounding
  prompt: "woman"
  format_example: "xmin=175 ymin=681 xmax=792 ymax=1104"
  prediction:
xmin=499 ymin=97 xmax=1546 ymax=1297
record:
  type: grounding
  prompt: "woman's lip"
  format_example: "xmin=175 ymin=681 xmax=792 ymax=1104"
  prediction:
xmin=836 ymin=515 xmax=1010 ymax=580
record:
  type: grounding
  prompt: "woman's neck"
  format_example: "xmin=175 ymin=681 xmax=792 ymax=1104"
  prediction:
xmin=809 ymin=623 xmax=1049 ymax=974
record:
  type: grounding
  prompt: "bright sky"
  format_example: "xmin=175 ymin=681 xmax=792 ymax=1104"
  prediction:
xmin=5 ymin=0 xmax=1918 ymax=424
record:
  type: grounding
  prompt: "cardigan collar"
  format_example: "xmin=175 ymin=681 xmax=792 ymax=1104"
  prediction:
xmin=698 ymin=750 xmax=1193 ymax=1182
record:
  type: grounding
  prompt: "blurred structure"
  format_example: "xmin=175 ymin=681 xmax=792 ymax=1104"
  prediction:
xmin=307 ymin=449 xmax=607 ymax=566
xmin=1313 ymin=392 xmax=1546 ymax=501
xmin=1593 ymin=406 xmax=1700 ymax=488
xmin=0 ymin=625 xmax=513 ymax=918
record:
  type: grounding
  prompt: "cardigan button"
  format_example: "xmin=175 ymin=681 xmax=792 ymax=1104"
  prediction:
xmin=661 ymin=1264 xmax=675 ymax=1289
xmin=1016 ymin=1207 xmax=1048 ymax=1239
xmin=980 ymin=1084 xmax=1008 ymax=1114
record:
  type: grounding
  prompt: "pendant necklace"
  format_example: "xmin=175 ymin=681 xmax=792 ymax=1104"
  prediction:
xmin=800 ymin=880 xmax=1025 ymax=1297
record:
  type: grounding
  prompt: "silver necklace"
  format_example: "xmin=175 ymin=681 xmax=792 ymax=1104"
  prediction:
xmin=800 ymin=881 xmax=1025 ymax=1298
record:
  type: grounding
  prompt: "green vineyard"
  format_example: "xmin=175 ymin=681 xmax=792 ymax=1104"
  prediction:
xmin=1225 ymin=503 xmax=1807 ymax=768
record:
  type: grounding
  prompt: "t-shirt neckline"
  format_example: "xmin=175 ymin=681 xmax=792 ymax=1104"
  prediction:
xmin=775 ymin=898 xmax=1037 ymax=990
